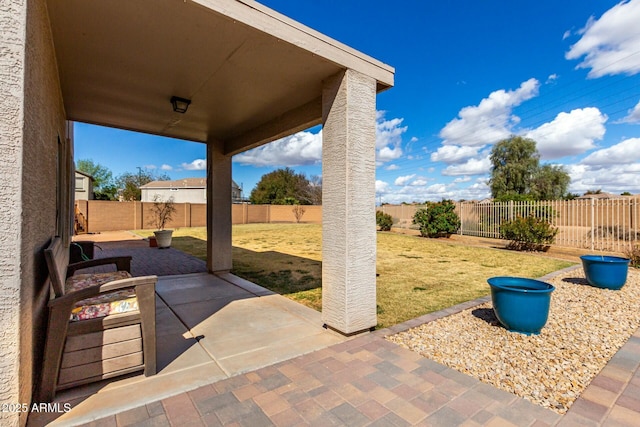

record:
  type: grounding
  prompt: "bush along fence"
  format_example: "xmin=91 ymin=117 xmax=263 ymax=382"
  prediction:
xmin=379 ymin=198 xmax=640 ymax=253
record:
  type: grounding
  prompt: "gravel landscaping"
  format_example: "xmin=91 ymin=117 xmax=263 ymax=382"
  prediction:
xmin=387 ymin=266 xmax=640 ymax=414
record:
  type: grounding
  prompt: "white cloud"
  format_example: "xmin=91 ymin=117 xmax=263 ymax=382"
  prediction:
xmin=430 ymin=145 xmax=482 ymax=164
xmin=438 ymin=78 xmax=540 ymax=147
xmin=181 ymin=159 xmax=206 ymax=170
xmin=546 ymin=74 xmax=559 ymax=84
xmin=378 ymin=145 xmax=403 ymax=162
xmin=376 ymin=115 xmax=407 ymax=162
xmin=566 ymin=0 xmax=640 ymax=77
xmin=234 ymin=112 xmax=407 ymax=167
xmin=567 ymin=162 xmax=640 ymax=194
xmin=562 ymin=30 xmax=572 ymax=40
xmin=581 ymin=137 xmax=640 ymax=165
xmin=412 ymin=179 xmax=428 ymax=186
xmin=144 ymin=164 xmax=157 ymax=170
xmin=375 ymin=179 xmax=491 ymax=204
xmin=453 ymin=176 xmax=471 ymax=183
xmin=441 ymin=156 xmax=492 ymax=176
xmin=234 ymin=130 xmax=322 ymax=167
xmin=385 ymin=164 xmax=400 ymax=171
xmin=160 ymin=164 xmax=173 ymax=171
xmin=618 ymin=100 xmax=640 ymax=124
xmin=394 ymin=174 xmax=415 ymax=186
xmin=375 ymin=180 xmax=390 ymax=194
xmin=525 ymin=107 xmax=607 ymax=159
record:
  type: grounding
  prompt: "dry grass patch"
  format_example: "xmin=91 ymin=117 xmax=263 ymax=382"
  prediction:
xmin=375 ymin=232 xmax=573 ymax=328
xmin=136 ymin=224 xmax=573 ymax=328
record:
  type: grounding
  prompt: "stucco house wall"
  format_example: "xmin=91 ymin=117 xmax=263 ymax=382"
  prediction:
xmin=0 ymin=1 xmax=70 ymax=425
xmin=142 ymin=187 xmax=206 ymax=204
xmin=141 ymin=178 xmax=242 ymax=203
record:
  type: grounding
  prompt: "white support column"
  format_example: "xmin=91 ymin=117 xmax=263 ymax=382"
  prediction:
xmin=321 ymin=69 xmax=377 ymax=334
xmin=206 ymin=140 xmax=233 ymax=273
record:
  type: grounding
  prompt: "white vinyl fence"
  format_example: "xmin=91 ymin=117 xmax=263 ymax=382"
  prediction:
xmin=379 ymin=198 xmax=640 ymax=253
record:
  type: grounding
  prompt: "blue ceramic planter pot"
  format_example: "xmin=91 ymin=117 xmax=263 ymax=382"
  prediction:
xmin=580 ymin=255 xmax=630 ymax=290
xmin=488 ymin=277 xmax=555 ymax=335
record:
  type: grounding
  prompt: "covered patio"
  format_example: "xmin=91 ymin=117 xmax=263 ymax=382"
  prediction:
xmin=48 ymin=0 xmax=394 ymax=335
xmin=3 ymin=0 xmax=394 ymax=424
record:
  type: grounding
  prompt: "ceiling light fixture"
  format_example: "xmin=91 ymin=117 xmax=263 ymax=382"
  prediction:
xmin=170 ymin=96 xmax=191 ymax=114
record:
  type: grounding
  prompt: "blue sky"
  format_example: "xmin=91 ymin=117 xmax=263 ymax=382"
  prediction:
xmin=75 ymin=0 xmax=640 ymax=203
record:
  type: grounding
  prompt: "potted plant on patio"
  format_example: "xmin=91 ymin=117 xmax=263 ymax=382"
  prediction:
xmin=149 ymin=195 xmax=177 ymax=248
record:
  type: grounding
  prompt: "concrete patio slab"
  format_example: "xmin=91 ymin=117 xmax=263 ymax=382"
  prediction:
xmin=190 ymin=293 xmax=345 ymax=373
xmin=156 ymin=272 xmax=252 ymax=306
xmin=28 ymin=272 xmax=346 ymax=426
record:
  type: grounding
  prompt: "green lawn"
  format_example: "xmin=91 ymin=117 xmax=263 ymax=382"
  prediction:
xmin=137 ymin=224 xmax=574 ymax=328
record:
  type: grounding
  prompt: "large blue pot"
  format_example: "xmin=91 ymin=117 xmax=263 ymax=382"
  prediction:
xmin=488 ymin=277 xmax=555 ymax=335
xmin=580 ymin=255 xmax=630 ymax=290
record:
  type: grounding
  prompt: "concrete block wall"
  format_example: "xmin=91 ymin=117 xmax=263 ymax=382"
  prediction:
xmin=269 ymin=205 xmax=322 ymax=223
xmin=79 ymin=202 xmax=323 ymax=233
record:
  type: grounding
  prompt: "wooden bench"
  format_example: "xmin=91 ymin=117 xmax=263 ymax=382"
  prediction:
xmin=38 ymin=236 xmax=157 ymax=402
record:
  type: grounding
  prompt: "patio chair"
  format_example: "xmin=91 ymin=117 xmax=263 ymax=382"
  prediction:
xmin=38 ymin=236 xmax=157 ymax=402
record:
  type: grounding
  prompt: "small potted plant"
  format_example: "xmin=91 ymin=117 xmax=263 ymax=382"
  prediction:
xmin=149 ymin=195 xmax=177 ymax=248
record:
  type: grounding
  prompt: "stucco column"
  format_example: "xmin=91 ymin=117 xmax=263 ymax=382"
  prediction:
xmin=206 ymin=140 xmax=233 ymax=273
xmin=321 ymin=69 xmax=377 ymax=334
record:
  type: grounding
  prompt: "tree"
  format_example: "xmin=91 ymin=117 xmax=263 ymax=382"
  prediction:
xmin=76 ymin=159 xmax=117 ymax=200
xmin=530 ymin=164 xmax=570 ymax=201
xmin=304 ymin=175 xmax=323 ymax=205
xmin=116 ymin=169 xmax=170 ymax=201
xmin=249 ymin=167 xmax=313 ymax=205
xmin=489 ymin=136 xmax=570 ymax=201
xmin=489 ymin=136 xmax=539 ymax=199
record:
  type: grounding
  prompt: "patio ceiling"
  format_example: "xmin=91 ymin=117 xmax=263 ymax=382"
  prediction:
xmin=46 ymin=0 xmax=394 ymax=155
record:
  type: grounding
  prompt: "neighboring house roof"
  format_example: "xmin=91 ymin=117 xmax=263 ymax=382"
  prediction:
xmin=577 ymin=192 xmax=620 ymax=200
xmin=140 ymin=178 xmax=240 ymax=190
xmin=75 ymin=170 xmax=95 ymax=181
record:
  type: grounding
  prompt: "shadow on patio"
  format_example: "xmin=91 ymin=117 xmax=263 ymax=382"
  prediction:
xmin=28 ymin=233 xmax=345 ymax=426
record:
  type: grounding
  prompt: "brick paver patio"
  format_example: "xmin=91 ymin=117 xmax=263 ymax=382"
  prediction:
xmin=77 ymin=299 xmax=640 ymax=427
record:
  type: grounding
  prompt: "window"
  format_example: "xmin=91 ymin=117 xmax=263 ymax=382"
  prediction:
xmin=75 ymin=177 xmax=85 ymax=191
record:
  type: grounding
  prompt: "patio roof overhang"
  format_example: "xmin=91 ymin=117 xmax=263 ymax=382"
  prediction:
xmin=46 ymin=0 xmax=395 ymax=155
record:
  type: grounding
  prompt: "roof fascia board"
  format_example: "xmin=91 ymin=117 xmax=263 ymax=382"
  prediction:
xmin=191 ymin=0 xmax=394 ymax=88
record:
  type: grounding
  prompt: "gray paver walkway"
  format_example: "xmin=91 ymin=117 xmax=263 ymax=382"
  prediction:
xmin=73 ymin=310 xmax=640 ymax=427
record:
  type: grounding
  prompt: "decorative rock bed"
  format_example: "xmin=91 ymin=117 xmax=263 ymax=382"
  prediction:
xmin=387 ymin=267 xmax=640 ymax=414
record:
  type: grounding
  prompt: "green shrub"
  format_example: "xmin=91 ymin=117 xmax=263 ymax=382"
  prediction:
xmin=500 ymin=215 xmax=558 ymax=251
xmin=376 ymin=210 xmax=393 ymax=231
xmin=412 ymin=200 xmax=460 ymax=238
xmin=625 ymin=244 xmax=640 ymax=269
xmin=478 ymin=200 xmax=556 ymax=231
